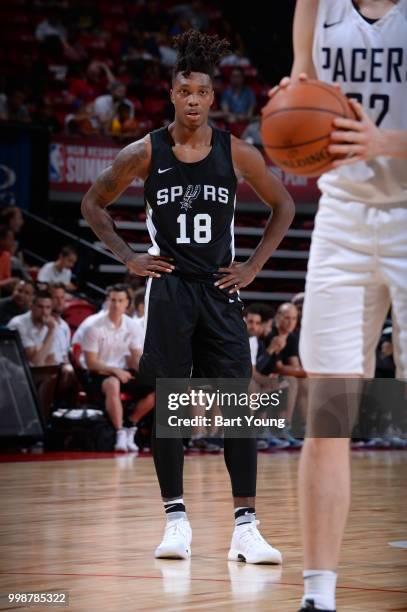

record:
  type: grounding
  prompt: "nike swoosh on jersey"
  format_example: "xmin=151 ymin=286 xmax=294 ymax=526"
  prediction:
xmin=158 ymin=167 xmax=173 ymax=174
xmin=323 ymin=20 xmax=343 ymax=28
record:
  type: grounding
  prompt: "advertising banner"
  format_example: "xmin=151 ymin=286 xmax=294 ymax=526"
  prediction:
xmin=49 ymin=135 xmax=320 ymax=203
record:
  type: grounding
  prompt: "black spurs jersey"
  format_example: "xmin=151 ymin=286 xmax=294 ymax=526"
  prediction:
xmin=143 ymin=126 xmax=238 ymax=275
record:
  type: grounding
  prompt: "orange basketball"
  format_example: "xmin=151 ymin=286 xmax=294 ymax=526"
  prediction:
xmin=260 ymin=80 xmax=356 ymax=177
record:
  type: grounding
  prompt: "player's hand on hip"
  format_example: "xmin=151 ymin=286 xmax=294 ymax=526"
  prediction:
xmin=126 ymin=253 xmax=175 ymax=278
xmin=215 ymin=261 xmax=257 ymax=293
xmin=329 ymin=99 xmax=383 ymax=167
xmin=267 ymin=73 xmax=309 ymax=98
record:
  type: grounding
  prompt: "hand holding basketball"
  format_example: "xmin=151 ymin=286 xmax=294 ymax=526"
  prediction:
xmin=261 ymin=79 xmax=357 ymax=177
xmin=329 ymin=99 xmax=385 ymax=167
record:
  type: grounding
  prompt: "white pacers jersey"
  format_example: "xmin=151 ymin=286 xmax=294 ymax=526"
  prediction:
xmin=312 ymin=0 xmax=407 ymax=205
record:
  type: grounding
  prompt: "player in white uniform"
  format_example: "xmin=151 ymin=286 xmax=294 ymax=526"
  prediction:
xmin=287 ymin=1 xmax=407 ymax=610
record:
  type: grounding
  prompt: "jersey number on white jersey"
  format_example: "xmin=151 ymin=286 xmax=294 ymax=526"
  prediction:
xmin=346 ymin=92 xmax=389 ymax=126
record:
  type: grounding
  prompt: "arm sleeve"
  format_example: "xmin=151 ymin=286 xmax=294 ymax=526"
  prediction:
xmin=129 ymin=320 xmax=144 ymax=351
xmin=8 ymin=320 xmax=35 ymax=348
xmin=82 ymin=326 xmax=99 ymax=354
xmin=37 ymin=263 xmax=50 ymax=282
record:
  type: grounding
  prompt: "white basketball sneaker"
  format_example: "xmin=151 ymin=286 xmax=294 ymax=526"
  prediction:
xmin=155 ymin=518 xmax=192 ymax=560
xmin=125 ymin=427 xmax=139 ymax=452
xmin=114 ymin=429 xmax=128 ymax=452
xmin=228 ymin=520 xmax=282 ymax=564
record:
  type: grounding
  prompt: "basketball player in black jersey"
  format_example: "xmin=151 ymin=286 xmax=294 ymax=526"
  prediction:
xmin=82 ymin=30 xmax=294 ymax=563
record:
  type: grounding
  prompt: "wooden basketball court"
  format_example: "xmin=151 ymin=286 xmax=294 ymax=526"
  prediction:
xmin=1 ymin=451 xmax=406 ymax=611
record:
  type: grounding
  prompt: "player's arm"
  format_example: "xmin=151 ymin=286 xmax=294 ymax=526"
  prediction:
xmin=81 ymin=137 xmax=175 ymax=278
xmin=216 ymin=139 xmax=295 ymax=292
xmin=291 ymin=0 xmax=319 ymax=79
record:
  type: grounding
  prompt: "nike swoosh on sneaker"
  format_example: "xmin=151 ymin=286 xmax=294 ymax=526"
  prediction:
xmin=158 ymin=167 xmax=173 ymax=174
xmin=323 ymin=20 xmax=342 ymax=28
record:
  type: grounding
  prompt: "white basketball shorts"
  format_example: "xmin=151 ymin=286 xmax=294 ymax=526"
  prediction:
xmin=299 ymin=196 xmax=407 ymax=377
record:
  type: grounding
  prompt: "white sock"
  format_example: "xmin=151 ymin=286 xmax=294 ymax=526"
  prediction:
xmin=301 ymin=570 xmax=337 ymax=610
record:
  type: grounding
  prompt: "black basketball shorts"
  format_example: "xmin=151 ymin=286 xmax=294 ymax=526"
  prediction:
xmin=139 ymin=273 xmax=252 ymax=383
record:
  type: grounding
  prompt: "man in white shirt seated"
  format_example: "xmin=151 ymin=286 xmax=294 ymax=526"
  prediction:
xmin=50 ymin=282 xmax=78 ymax=404
xmin=8 ymin=289 xmax=58 ymax=366
xmin=8 ymin=289 xmax=61 ymax=419
xmin=81 ymin=284 xmax=153 ymax=452
xmin=37 ymin=245 xmax=77 ymax=291
xmin=49 ymin=283 xmax=71 ymax=364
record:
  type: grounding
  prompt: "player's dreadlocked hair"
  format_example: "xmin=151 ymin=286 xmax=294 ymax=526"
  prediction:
xmin=172 ymin=30 xmax=230 ymax=81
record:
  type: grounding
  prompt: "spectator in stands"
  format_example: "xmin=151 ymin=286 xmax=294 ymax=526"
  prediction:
xmin=0 ymin=90 xmax=31 ymax=123
xmin=257 ymin=303 xmax=307 ymax=446
xmin=49 ymin=283 xmax=71 ymax=365
xmin=62 ymin=30 xmax=88 ymax=65
xmin=0 ymin=227 xmax=19 ymax=295
xmin=132 ymin=287 xmax=145 ymax=324
xmin=375 ymin=327 xmax=395 ymax=378
xmin=68 ymin=61 xmax=115 ymax=105
xmin=0 ymin=279 xmax=35 ymax=326
xmin=64 ymin=100 xmax=99 ymax=135
xmin=81 ymin=284 xmax=153 ymax=452
xmin=221 ymin=68 xmax=256 ymax=123
xmin=93 ymin=82 xmax=135 ymax=134
xmin=50 ymin=282 xmax=78 ymax=405
xmin=72 ymin=309 xmax=106 ymax=353
xmin=253 ymin=303 xmax=274 ymax=342
xmin=1 ymin=205 xmax=39 ymax=282
xmin=8 ymin=290 xmax=57 ymax=366
xmin=245 ymin=304 xmax=276 ymax=389
xmin=35 ymin=12 xmax=67 ymax=43
xmin=37 ymin=245 xmax=77 ymax=291
xmin=291 ymin=291 xmax=305 ymax=338
xmin=245 ymin=301 xmax=273 ymax=362
xmin=258 ymin=304 xmax=304 ymax=376
xmin=109 ymin=102 xmax=142 ymax=140
xmin=0 ymin=206 xmax=24 ymax=236
xmin=245 ymin=304 xmax=289 ymax=450
xmin=245 ymin=305 xmax=263 ymax=374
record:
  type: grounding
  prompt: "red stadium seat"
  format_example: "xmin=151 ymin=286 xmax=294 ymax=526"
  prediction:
xmin=63 ymin=300 xmax=97 ymax=333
